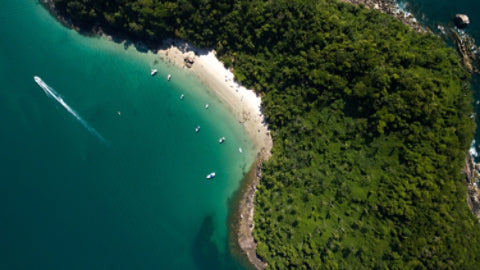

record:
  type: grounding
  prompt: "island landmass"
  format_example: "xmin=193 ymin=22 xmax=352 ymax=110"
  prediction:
xmin=42 ymin=0 xmax=480 ymax=269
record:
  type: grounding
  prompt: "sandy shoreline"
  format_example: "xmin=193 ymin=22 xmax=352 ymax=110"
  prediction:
xmin=157 ymin=41 xmax=272 ymax=155
xmin=39 ymin=0 xmax=272 ymax=265
xmin=157 ymin=40 xmax=271 ymax=269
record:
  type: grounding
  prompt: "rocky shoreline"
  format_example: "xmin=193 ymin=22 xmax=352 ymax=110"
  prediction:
xmin=40 ymin=0 xmax=74 ymax=31
xmin=229 ymin=155 xmax=269 ymax=270
xmin=462 ymin=154 xmax=480 ymax=222
xmin=345 ymin=0 xmax=480 ymax=225
xmin=341 ymin=0 xmax=426 ymax=33
xmin=341 ymin=1 xmax=480 ymax=75
xmin=452 ymin=30 xmax=480 ymax=74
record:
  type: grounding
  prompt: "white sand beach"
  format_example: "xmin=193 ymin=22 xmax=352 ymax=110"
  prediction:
xmin=158 ymin=42 xmax=272 ymax=157
xmin=158 ymin=41 xmax=272 ymax=269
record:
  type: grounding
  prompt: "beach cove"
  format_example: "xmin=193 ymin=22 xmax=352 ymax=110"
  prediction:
xmin=156 ymin=41 xmax=272 ymax=269
xmin=0 ymin=1 xmax=268 ymax=269
xmin=5 ymin=0 xmax=480 ymax=268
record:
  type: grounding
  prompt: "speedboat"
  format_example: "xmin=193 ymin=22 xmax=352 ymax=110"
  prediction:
xmin=206 ymin=172 xmax=216 ymax=179
xmin=151 ymin=69 xmax=158 ymax=76
xmin=195 ymin=126 xmax=200 ymax=132
xmin=219 ymin=137 xmax=226 ymax=144
xmin=205 ymin=104 xmax=209 ymax=109
xmin=180 ymin=94 xmax=184 ymax=100
xmin=33 ymin=76 xmax=52 ymax=97
xmin=167 ymin=74 xmax=172 ymax=81
xmin=34 ymin=76 xmax=42 ymax=85
xmin=238 ymin=147 xmax=243 ymax=153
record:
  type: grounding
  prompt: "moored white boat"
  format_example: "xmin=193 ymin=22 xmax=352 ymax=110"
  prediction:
xmin=167 ymin=74 xmax=172 ymax=81
xmin=195 ymin=126 xmax=200 ymax=132
xmin=151 ymin=69 xmax=157 ymax=76
xmin=205 ymin=104 xmax=209 ymax=109
xmin=180 ymin=94 xmax=184 ymax=100
xmin=206 ymin=172 xmax=215 ymax=179
xmin=219 ymin=137 xmax=226 ymax=144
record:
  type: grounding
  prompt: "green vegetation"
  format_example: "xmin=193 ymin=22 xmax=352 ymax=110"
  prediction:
xmin=51 ymin=0 xmax=480 ymax=268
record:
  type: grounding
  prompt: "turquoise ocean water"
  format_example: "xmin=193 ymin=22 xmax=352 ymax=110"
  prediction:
xmin=0 ymin=1 xmax=255 ymax=269
xmin=3 ymin=1 xmax=480 ymax=269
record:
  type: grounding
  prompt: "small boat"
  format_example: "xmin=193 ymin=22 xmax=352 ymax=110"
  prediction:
xmin=238 ymin=147 xmax=243 ymax=153
xmin=180 ymin=94 xmax=184 ymax=100
xmin=219 ymin=137 xmax=226 ymax=144
xmin=205 ymin=104 xmax=209 ymax=109
xmin=167 ymin=74 xmax=172 ymax=81
xmin=151 ymin=69 xmax=158 ymax=76
xmin=206 ymin=172 xmax=216 ymax=179
xmin=195 ymin=126 xmax=201 ymax=132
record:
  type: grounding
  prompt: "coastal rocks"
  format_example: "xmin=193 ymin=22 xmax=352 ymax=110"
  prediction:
xmin=452 ymin=30 xmax=479 ymax=74
xmin=239 ymin=111 xmax=251 ymax=124
xmin=343 ymin=0 xmax=479 ymax=75
xmin=454 ymin=14 xmax=470 ymax=29
xmin=184 ymin=55 xmax=195 ymax=68
xmin=462 ymin=154 xmax=480 ymax=223
xmin=235 ymin=156 xmax=268 ymax=270
xmin=341 ymin=0 xmax=426 ymax=33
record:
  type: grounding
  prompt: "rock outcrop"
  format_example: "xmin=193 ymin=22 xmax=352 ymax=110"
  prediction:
xmin=454 ymin=14 xmax=470 ymax=29
xmin=184 ymin=55 xmax=195 ymax=68
xmin=235 ymin=155 xmax=268 ymax=270
xmin=462 ymin=154 xmax=480 ymax=223
xmin=341 ymin=0 xmax=426 ymax=33
xmin=452 ymin=30 xmax=479 ymax=74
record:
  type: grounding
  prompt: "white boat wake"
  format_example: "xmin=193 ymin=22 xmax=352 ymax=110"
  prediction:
xmin=33 ymin=76 xmax=107 ymax=144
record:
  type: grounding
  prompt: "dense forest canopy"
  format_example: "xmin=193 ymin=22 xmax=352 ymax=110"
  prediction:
xmin=52 ymin=0 xmax=480 ymax=268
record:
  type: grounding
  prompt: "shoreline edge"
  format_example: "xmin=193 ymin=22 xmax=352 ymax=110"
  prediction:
xmin=39 ymin=0 xmax=273 ymax=267
xmin=156 ymin=42 xmax=272 ymax=269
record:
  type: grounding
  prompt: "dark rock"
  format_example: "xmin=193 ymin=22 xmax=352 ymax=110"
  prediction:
xmin=463 ymin=154 xmax=480 ymax=223
xmin=184 ymin=55 xmax=195 ymax=68
xmin=454 ymin=14 xmax=470 ymax=29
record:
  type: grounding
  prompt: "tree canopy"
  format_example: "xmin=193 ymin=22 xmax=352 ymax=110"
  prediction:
xmin=52 ymin=0 xmax=480 ymax=268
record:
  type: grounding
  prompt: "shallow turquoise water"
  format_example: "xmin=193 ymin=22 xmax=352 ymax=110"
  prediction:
xmin=0 ymin=1 xmax=254 ymax=269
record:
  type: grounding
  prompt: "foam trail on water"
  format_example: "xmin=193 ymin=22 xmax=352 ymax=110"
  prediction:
xmin=33 ymin=76 xmax=107 ymax=144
